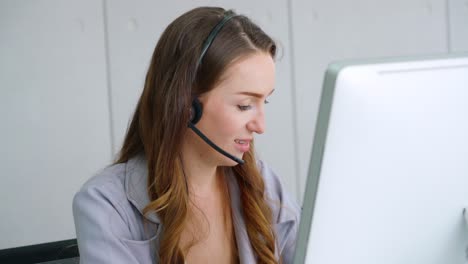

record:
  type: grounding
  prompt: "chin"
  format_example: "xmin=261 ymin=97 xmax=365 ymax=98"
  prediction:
xmin=218 ymin=154 xmax=243 ymax=167
xmin=219 ymin=158 xmax=239 ymax=167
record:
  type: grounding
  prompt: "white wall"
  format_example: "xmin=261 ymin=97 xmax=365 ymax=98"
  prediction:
xmin=448 ymin=0 xmax=468 ymax=52
xmin=290 ymin=0 xmax=451 ymax=200
xmin=1 ymin=0 xmax=467 ymax=249
xmin=0 ymin=0 xmax=112 ymax=249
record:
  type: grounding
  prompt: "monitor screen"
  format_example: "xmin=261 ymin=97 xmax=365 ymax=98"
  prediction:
xmin=294 ymin=54 xmax=468 ymax=264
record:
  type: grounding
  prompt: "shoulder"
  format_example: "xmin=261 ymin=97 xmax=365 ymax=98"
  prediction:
xmin=72 ymin=162 xmax=133 ymax=239
xmin=72 ymin=159 xmax=160 ymax=263
xmin=73 ymin=162 xmax=128 ymax=209
xmin=73 ymin=156 xmax=158 ymax=239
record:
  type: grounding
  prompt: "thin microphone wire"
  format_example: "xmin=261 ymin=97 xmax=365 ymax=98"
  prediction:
xmin=188 ymin=122 xmax=245 ymax=165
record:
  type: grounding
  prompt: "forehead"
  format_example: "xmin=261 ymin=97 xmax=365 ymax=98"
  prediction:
xmin=209 ymin=52 xmax=275 ymax=97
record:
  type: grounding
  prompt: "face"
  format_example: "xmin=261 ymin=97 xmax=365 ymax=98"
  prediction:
xmin=190 ymin=52 xmax=276 ymax=166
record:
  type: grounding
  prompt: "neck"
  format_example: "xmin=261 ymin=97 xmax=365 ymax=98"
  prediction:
xmin=181 ymin=133 xmax=222 ymax=196
xmin=186 ymin=162 xmax=221 ymax=196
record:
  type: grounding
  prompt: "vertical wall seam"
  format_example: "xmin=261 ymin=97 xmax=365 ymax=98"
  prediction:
xmin=286 ymin=0 xmax=302 ymax=202
xmin=102 ymin=0 xmax=115 ymax=159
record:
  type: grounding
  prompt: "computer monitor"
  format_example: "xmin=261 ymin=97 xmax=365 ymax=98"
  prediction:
xmin=294 ymin=54 xmax=468 ymax=264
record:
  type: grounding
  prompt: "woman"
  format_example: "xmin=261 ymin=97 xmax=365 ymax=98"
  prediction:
xmin=73 ymin=6 xmax=300 ymax=264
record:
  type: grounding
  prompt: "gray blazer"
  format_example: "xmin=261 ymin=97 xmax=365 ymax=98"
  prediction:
xmin=73 ymin=155 xmax=300 ymax=263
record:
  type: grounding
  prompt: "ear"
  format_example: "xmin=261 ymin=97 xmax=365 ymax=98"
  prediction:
xmin=189 ymin=98 xmax=203 ymax=124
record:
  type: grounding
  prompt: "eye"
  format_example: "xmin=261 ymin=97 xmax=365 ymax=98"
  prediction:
xmin=264 ymin=99 xmax=269 ymax=104
xmin=237 ymin=105 xmax=252 ymax=111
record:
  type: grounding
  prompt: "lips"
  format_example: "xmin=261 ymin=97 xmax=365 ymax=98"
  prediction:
xmin=234 ymin=139 xmax=251 ymax=152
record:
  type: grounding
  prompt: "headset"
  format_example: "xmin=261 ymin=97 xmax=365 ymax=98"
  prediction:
xmin=188 ymin=13 xmax=245 ymax=165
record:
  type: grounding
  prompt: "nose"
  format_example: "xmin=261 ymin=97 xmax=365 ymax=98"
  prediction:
xmin=247 ymin=108 xmax=265 ymax=134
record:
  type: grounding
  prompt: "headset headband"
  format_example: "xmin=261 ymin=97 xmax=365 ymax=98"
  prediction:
xmin=197 ymin=13 xmax=236 ymax=66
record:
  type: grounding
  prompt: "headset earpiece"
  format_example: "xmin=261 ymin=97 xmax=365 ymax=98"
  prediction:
xmin=190 ymin=98 xmax=203 ymax=124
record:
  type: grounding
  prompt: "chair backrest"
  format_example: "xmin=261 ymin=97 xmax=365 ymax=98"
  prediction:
xmin=0 ymin=239 xmax=79 ymax=264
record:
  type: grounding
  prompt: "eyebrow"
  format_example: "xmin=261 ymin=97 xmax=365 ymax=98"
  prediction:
xmin=237 ymin=89 xmax=275 ymax=98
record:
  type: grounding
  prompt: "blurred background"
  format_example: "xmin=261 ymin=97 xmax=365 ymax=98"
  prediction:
xmin=1 ymin=0 xmax=467 ymax=250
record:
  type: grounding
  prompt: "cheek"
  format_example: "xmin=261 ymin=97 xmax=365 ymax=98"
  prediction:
xmin=204 ymin=104 xmax=244 ymax=137
xmin=217 ymin=109 xmax=242 ymax=135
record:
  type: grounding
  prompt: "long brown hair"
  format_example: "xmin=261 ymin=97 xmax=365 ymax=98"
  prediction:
xmin=115 ymin=7 xmax=278 ymax=263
